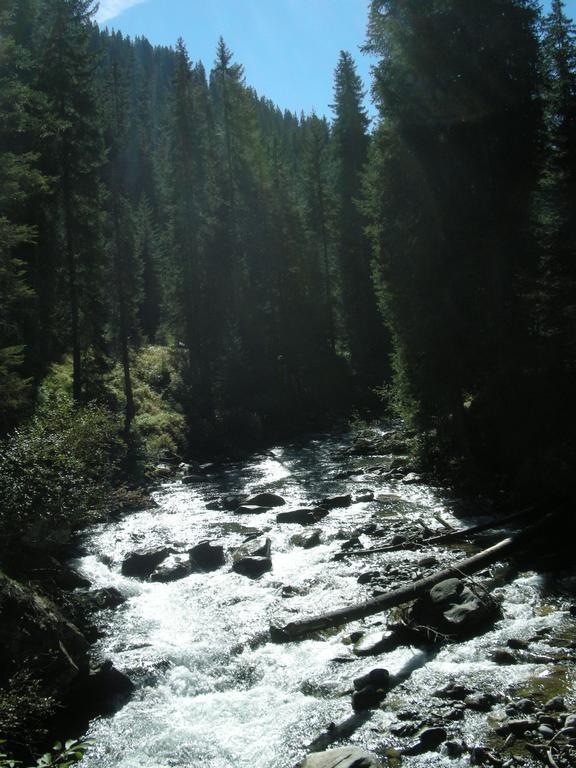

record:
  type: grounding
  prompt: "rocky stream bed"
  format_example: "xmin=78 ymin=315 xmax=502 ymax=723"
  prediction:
xmin=71 ymin=426 xmax=576 ymax=768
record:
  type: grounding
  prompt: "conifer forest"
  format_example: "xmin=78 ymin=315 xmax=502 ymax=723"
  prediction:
xmin=1 ymin=2 xmax=576 ymax=767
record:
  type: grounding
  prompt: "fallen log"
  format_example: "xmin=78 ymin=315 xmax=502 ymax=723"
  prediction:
xmin=337 ymin=508 xmax=530 ymax=560
xmin=272 ymin=512 xmax=550 ymax=640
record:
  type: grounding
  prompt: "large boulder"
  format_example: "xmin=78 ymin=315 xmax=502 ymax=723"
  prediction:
xmin=149 ymin=554 xmax=192 ymax=583
xmin=299 ymin=747 xmax=383 ymax=767
xmin=277 ymin=508 xmax=328 ymax=525
xmin=189 ymin=541 xmax=226 ymax=572
xmin=409 ymin=577 xmax=500 ymax=638
xmin=0 ymin=570 xmax=89 ymax=691
xmin=245 ymin=492 xmax=286 ymax=507
xmin=232 ymin=537 xmax=272 ymax=578
xmin=121 ymin=547 xmax=172 ymax=578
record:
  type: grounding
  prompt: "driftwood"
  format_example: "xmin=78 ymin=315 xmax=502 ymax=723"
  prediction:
xmin=337 ymin=508 xmax=530 ymax=560
xmin=272 ymin=511 xmax=552 ymax=641
xmin=272 ymin=535 xmax=516 ymax=640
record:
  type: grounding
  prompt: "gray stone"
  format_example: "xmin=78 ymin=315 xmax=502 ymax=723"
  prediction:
xmin=290 ymin=530 xmax=322 ymax=549
xmin=121 ymin=547 xmax=172 ymax=578
xmin=232 ymin=537 xmax=272 ymax=578
xmin=277 ymin=508 xmax=328 ymax=525
xmin=189 ymin=541 xmax=225 ymax=572
xmin=234 ymin=505 xmax=271 ymax=515
xmin=149 ymin=554 xmax=192 ymax=583
xmin=564 ymin=714 xmax=576 ymax=728
xmin=245 ymin=492 xmax=285 ymax=507
xmin=299 ymin=747 xmax=382 ymax=767
xmin=354 ymin=490 xmax=374 ymax=503
xmin=545 ymin=696 xmax=566 ymax=712
xmin=465 ymin=692 xmax=497 ymax=711
xmin=353 ymin=668 xmax=389 ymax=691
xmin=320 ymin=494 xmax=352 ymax=509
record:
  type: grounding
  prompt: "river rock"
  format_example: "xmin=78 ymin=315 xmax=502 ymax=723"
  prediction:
xmin=357 ymin=571 xmax=381 ymax=585
xmin=434 ymin=681 xmax=473 ymax=700
xmin=353 ymin=668 xmax=390 ymax=691
xmin=404 ymin=727 xmax=447 ymax=755
xmin=189 ymin=541 xmax=226 ymax=571
xmin=320 ymin=494 xmax=352 ymax=509
xmin=66 ymin=659 xmax=134 ymax=718
xmin=354 ymin=490 xmax=374 ymax=503
xmin=234 ymin=505 xmax=272 ymax=515
xmin=121 ymin=547 xmax=172 ymax=578
xmin=291 ymin=530 xmax=322 ymax=548
xmin=277 ymin=508 xmax=329 ymax=525
xmin=78 ymin=587 xmax=126 ymax=611
xmin=245 ymin=492 xmax=285 ymax=507
xmin=545 ymin=696 xmax=566 ymax=711
xmin=206 ymin=495 xmax=245 ymax=511
xmin=352 ymin=685 xmax=386 ymax=711
xmin=299 ymin=747 xmax=382 ymax=767
xmin=465 ymin=692 xmax=497 ymax=711
xmin=409 ymin=577 xmax=499 ymax=638
xmin=150 ymin=554 xmax=192 ymax=582
xmin=232 ymin=537 xmax=272 ymax=578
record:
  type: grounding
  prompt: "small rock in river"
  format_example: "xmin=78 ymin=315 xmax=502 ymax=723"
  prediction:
xmin=490 ymin=648 xmax=517 ymax=665
xmin=496 ymin=719 xmax=538 ymax=736
xmin=320 ymin=494 xmax=352 ymax=509
xmin=434 ymin=681 xmax=473 ymax=700
xmin=516 ymin=698 xmax=537 ymax=714
xmin=277 ymin=508 xmax=328 ymax=525
xmin=189 ymin=541 xmax=225 ymax=572
xmin=353 ymin=668 xmax=390 ymax=691
xmin=232 ymin=536 xmax=272 ymax=578
xmin=404 ymin=727 xmax=447 ymax=754
xmin=507 ymin=637 xmax=528 ymax=650
xmin=564 ymin=714 xmax=576 ymax=728
xmin=234 ymin=505 xmax=271 ymax=515
xmin=352 ymin=685 xmax=385 ymax=711
xmin=538 ymin=725 xmax=555 ymax=738
xmin=299 ymin=746 xmax=382 ymax=767
xmin=354 ymin=490 xmax=374 ymax=503
xmin=245 ymin=492 xmax=286 ymax=507
xmin=290 ymin=529 xmax=322 ymax=548
xmin=545 ymin=696 xmax=566 ymax=712
xmin=341 ymin=537 xmax=363 ymax=551
xmin=465 ymin=692 xmax=497 ymax=711
xmin=149 ymin=554 xmax=192 ymax=582
xmin=357 ymin=571 xmax=381 ymax=585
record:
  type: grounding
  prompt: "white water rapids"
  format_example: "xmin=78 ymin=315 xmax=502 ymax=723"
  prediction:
xmin=74 ymin=429 xmax=574 ymax=767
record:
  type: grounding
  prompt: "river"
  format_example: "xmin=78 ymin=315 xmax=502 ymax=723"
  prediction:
xmin=74 ymin=427 xmax=575 ymax=767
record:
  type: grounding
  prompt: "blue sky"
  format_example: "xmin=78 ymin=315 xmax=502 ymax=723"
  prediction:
xmin=96 ymin=0 xmax=576 ymax=120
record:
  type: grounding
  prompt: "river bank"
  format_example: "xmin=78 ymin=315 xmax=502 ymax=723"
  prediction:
xmin=51 ymin=424 xmax=574 ymax=768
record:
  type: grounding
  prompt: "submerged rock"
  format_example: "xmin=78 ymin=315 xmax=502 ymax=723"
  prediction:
xmin=277 ymin=508 xmax=328 ymax=525
xmin=291 ymin=530 xmax=322 ymax=548
xmin=121 ymin=547 xmax=172 ymax=578
xmin=299 ymin=747 xmax=382 ymax=767
xmin=234 ymin=504 xmax=272 ymax=515
xmin=232 ymin=537 xmax=272 ymax=578
xmin=354 ymin=490 xmax=375 ymax=503
xmin=206 ymin=495 xmax=245 ymax=511
xmin=189 ymin=541 xmax=226 ymax=572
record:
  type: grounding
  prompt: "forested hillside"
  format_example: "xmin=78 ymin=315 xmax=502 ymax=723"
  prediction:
xmin=3 ymin=0 xmax=575 ymax=505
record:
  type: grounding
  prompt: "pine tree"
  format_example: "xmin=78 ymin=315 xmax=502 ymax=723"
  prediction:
xmin=365 ymin=0 xmax=542 ymax=469
xmin=38 ymin=0 xmax=107 ymax=403
xmin=331 ymin=51 xmax=389 ymax=386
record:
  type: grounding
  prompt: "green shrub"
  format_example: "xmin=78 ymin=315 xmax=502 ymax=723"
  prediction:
xmin=0 ymin=395 xmax=118 ymax=549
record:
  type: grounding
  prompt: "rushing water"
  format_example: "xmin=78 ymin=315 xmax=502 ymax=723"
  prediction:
xmin=75 ymin=428 xmax=575 ymax=767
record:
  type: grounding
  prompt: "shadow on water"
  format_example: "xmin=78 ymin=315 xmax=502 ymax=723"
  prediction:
xmin=305 ymin=646 xmax=440 ymax=755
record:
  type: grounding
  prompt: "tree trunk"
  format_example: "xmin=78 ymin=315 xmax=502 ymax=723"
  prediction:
xmin=272 ymin=531 xmax=526 ymax=641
